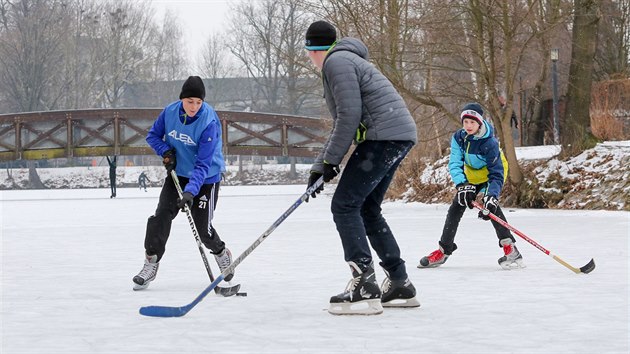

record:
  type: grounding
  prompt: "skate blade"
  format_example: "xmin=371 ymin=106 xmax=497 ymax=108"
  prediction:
xmin=328 ymin=299 xmax=383 ymax=315
xmin=382 ymin=297 xmax=421 ymax=308
xmin=133 ymin=281 xmax=150 ymax=291
xmin=417 ymin=262 xmax=444 ymax=269
xmin=499 ymin=258 xmax=526 ymax=270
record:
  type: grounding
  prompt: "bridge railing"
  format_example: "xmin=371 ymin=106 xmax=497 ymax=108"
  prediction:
xmin=0 ymin=109 xmax=329 ymax=161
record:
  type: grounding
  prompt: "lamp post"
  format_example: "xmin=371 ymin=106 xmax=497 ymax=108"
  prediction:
xmin=550 ymin=48 xmax=560 ymax=145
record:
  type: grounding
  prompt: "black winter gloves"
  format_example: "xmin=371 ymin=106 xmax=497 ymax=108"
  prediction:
xmin=456 ymin=183 xmax=476 ymax=209
xmin=305 ymin=163 xmax=340 ymax=202
xmin=177 ymin=191 xmax=194 ymax=210
xmin=162 ymin=149 xmax=176 ymax=172
xmin=323 ymin=163 xmax=340 ymax=182
xmin=478 ymin=195 xmax=499 ymax=220
xmin=306 ymin=172 xmax=324 ymax=201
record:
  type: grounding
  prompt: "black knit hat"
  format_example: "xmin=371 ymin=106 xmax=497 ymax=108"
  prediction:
xmin=460 ymin=102 xmax=484 ymax=126
xmin=305 ymin=20 xmax=336 ymax=51
xmin=179 ymin=76 xmax=205 ymax=100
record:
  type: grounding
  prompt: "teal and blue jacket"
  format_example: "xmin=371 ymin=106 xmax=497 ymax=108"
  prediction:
xmin=448 ymin=120 xmax=508 ymax=198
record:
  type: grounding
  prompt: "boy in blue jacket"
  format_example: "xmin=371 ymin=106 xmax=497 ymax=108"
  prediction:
xmin=133 ymin=76 xmax=233 ymax=290
xmin=418 ymin=103 xmax=524 ymax=270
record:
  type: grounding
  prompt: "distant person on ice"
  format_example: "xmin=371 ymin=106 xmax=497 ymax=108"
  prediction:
xmin=106 ymin=156 xmax=117 ymax=198
xmin=138 ymin=171 xmax=149 ymax=192
xmin=132 ymin=75 xmax=234 ymax=290
xmin=304 ymin=20 xmax=420 ymax=315
xmin=417 ymin=103 xmax=525 ymax=270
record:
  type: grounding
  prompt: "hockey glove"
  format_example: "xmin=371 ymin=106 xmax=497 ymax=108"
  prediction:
xmin=323 ymin=163 xmax=340 ymax=183
xmin=162 ymin=149 xmax=176 ymax=172
xmin=478 ymin=195 xmax=499 ymax=221
xmin=305 ymin=172 xmax=324 ymax=202
xmin=456 ymin=183 xmax=476 ymax=209
xmin=177 ymin=191 xmax=194 ymax=211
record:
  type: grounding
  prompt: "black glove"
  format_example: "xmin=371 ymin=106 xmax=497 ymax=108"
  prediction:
xmin=478 ymin=195 xmax=498 ymax=220
xmin=323 ymin=163 xmax=340 ymax=183
xmin=162 ymin=149 xmax=176 ymax=172
xmin=456 ymin=183 xmax=476 ymax=209
xmin=177 ymin=191 xmax=194 ymax=210
xmin=306 ymin=172 xmax=324 ymax=202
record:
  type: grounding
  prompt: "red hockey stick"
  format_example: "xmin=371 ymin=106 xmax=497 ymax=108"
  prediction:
xmin=472 ymin=201 xmax=595 ymax=274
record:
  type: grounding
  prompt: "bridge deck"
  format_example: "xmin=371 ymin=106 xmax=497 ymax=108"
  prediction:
xmin=0 ymin=109 xmax=329 ymax=161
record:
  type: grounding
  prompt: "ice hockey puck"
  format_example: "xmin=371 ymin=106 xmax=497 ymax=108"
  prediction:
xmin=236 ymin=292 xmax=247 ymax=297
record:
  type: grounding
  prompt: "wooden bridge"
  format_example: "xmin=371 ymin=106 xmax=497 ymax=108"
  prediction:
xmin=0 ymin=109 xmax=329 ymax=162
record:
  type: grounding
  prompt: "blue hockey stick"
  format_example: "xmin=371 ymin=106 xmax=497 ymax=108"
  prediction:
xmin=139 ymin=177 xmax=324 ymax=317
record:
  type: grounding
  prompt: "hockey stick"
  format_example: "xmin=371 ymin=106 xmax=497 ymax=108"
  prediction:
xmin=170 ymin=171 xmax=242 ymax=297
xmin=139 ymin=176 xmax=324 ymax=317
xmin=472 ymin=201 xmax=595 ymax=274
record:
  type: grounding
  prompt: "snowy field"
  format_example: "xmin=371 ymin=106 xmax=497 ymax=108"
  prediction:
xmin=1 ymin=185 xmax=628 ymax=354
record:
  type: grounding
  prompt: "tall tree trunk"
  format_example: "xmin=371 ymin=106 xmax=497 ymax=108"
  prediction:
xmin=563 ymin=0 xmax=601 ymax=155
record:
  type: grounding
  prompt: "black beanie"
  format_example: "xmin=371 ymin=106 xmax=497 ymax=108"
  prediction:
xmin=305 ymin=20 xmax=337 ymax=50
xmin=179 ymin=76 xmax=205 ymax=100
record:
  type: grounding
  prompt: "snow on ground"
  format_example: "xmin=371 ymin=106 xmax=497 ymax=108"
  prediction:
xmin=1 ymin=186 xmax=628 ymax=353
xmin=514 ymin=144 xmax=561 ymax=160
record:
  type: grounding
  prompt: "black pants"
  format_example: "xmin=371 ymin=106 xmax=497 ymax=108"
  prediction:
xmin=144 ymin=174 xmax=224 ymax=261
xmin=439 ymin=184 xmax=515 ymax=255
xmin=331 ymin=140 xmax=414 ymax=280
xmin=109 ymin=172 xmax=116 ymax=197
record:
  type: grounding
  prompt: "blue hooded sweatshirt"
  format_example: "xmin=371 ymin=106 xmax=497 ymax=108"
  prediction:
xmin=146 ymin=101 xmax=225 ymax=196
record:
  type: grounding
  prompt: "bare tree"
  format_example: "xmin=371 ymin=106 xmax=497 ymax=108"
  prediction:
xmin=0 ymin=0 xmax=73 ymax=112
xmin=227 ymin=0 xmax=316 ymax=114
xmin=56 ymin=0 xmax=108 ymax=109
xmin=312 ymin=0 xmax=595 ymax=186
xmin=197 ymin=32 xmax=235 ymax=79
xmin=149 ymin=10 xmax=188 ymax=81
xmin=594 ymin=0 xmax=629 ymax=79
xmin=562 ymin=0 xmax=600 ymax=154
xmin=93 ymin=0 xmax=156 ymax=108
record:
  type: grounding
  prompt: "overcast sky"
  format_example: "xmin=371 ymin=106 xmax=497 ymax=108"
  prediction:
xmin=149 ymin=0 xmax=233 ymax=61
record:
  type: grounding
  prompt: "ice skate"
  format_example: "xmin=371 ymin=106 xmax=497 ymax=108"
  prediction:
xmin=417 ymin=247 xmax=449 ymax=268
xmin=498 ymin=238 xmax=526 ymax=269
xmin=380 ymin=271 xmax=420 ymax=308
xmin=214 ymin=248 xmax=234 ymax=281
xmin=328 ymin=261 xmax=383 ymax=316
xmin=133 ymin=254 xmax=159 ymax=290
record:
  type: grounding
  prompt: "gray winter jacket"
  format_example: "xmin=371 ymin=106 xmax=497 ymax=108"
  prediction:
xmin=312 ymin=37 xmax=417 ymax=173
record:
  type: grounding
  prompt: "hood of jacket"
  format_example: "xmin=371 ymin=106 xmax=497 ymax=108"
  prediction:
xmin=324 ymin=37 xmax=369 ymax=65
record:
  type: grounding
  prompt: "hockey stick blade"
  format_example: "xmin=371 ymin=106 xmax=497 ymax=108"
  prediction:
xmin=140 ymin=305 xmax=191 ymax=318
xmin=216 ymin=283 xmax=241 ymax=297
xmin=140 ymin=274 xmax=226 ymax=317
xmin=579 ymin=258 xmax=596 ymax=274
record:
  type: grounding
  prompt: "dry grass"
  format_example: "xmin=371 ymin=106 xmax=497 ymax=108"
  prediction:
xmin=591 ymin=79 xmax=630 ymax=140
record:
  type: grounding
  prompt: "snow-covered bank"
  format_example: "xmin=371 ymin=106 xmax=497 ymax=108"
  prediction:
xmin=413 ymin=141 xmax=630 ymax=211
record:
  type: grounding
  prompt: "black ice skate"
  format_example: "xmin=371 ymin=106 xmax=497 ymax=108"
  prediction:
xmin=498 ymin=238 xmax=526 ymax=269
xmin=381 ymin=271 xmax=421 ymax=308
xmin=328 ymin=261 xmax=383 ymax=316
xmin=133 ymin=253 xmax=159 ymax=290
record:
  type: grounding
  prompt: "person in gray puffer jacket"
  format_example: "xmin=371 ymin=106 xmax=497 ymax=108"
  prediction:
xmin=304 ymin=20 xmax=420 ymax=316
